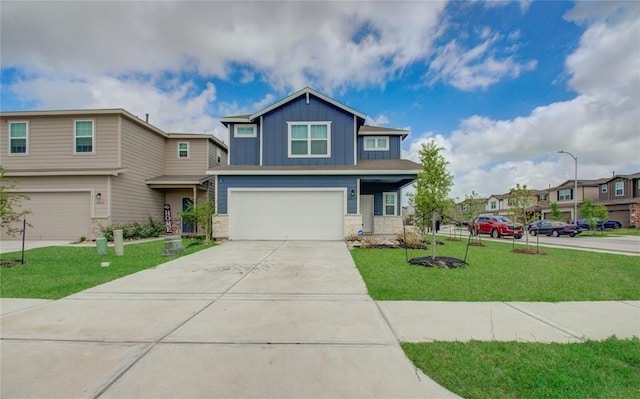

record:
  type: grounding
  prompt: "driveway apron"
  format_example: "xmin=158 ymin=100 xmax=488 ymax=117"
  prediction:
xmin=0 ymin=241 xmax=458 ymax=399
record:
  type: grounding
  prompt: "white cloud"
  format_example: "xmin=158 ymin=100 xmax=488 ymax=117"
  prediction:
xmin=366 ymin=114 xmax=390 ymax=126
xmin=426 ymin=31 xmax=537 ymax=90
xmin=408 ymin=1 xmax=640 ymax=200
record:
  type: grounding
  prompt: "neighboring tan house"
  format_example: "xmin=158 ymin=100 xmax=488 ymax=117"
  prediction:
xmin=541 ymin=178 xmax=607 ymax=222
xmin=0 ymin=109 xmax=227 ymax=240
xmin=596 ymin=172 xmax=640 ymax=227
xmin=210 ymin=87 xmax=420 ymax=240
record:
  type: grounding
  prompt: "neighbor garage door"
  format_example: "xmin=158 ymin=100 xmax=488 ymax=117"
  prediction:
xmin=1 ymin=192 xmax=91 ymax=240
xmin=228 ymin=190 xmax=344 ymax=240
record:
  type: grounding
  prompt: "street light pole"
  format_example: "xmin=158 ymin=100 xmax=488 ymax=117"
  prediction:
xmin=558 ymin=150 xmax=578 ymax=223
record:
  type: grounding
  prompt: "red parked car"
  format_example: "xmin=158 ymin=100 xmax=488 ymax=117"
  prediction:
xmin=469 ymin=216 xmax=524 ymax=239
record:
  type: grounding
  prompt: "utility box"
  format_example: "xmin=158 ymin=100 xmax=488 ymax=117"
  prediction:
xmin=96 ymin=237 xmax=108 ymax=256
xmin=162 ymin=235 xmax=184 ymax=256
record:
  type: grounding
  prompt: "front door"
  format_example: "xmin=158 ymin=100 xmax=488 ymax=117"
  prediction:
xmin=181 ymin=197 xmax=194 ymax=234
xmin=361 ymin=195 xmax=374 ymax=233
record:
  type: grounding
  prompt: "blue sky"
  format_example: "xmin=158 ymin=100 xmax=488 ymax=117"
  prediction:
xmin=1 ymin=1 xmax=638 ymax=200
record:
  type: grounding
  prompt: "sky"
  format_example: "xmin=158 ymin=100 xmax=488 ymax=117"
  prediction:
xmin=1 ymin=0 xmax=639 ymax=201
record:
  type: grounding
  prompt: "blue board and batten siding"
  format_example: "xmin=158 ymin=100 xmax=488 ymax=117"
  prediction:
xmin=229 ymin=95 xmax=358 ymax=167
xmin=217 ymin=175 xmax=358 ymax=214
xmin=228 ymin=124 xmax=260 ymax=165
xmin=357 ymin=136 xmax=402 ymax=160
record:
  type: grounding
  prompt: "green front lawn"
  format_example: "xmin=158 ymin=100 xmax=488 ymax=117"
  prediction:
xmin=402 ymin=337 xmax=640 ymax=399
xmin=581 ymin=227 xmax=640 ymax=237
xmin=351 ymin=240 xmax=640 ymax=301
xmin=0 ymin=239 xmax=212 ymax=299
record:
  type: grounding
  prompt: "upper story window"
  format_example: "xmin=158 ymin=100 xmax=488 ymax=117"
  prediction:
xmin=234 ymin=124 xmax=257 ymax=138
xmin=74 ymin=120 xmax=94 ymax=154
xmin=364 ymin=136 xmax=389 ymax=151
xmin=9 ymin=121 xmax=28 ymax=155
xmin=614 ymin=181 xmax=624 ymax=196
xmin=490 ymin=200 xmax=497 ymax=209
xmin=538 ymin=194 xmax=547 ymax=201
xmin=178 ymin=142 xmax=189 ymax=158
xmin=383 ymin=192 xmax=397 ymax=216
xmin=637 ymin=180 xmax=640 ymax=190
xmin=558 ymin=188 xmax=572 ymax=201
xmin=216 ymin=147 xmax=222 ymax=163
xmin=287 ymin=121 xmax=331 ymax=158
xmin=601 ymin=184 xmax=607 ymax=193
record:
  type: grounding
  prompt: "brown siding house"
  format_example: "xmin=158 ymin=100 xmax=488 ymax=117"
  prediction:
xmin=1 ymin=109 xmax=227 ymax=240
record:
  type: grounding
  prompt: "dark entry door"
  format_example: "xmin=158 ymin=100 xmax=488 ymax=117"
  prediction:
xmin=182 ymin=197 xmax=194 ymax=233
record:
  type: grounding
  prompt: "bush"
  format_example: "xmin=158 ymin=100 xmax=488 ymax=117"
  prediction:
xmin=101 ymin=217 xmax=164 ymax=241
xmin=396 ymin=230 xmax=426 ymax=249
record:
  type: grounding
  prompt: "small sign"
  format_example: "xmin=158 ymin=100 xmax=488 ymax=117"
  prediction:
xmin=163 ymin=204 xmax=173 ymax=234
xmin=357 ymin=230 xmax=364 ymax=237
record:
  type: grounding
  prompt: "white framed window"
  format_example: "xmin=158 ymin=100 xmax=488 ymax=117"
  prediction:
xmin=383 ymin=192 xmax=397 ymax=216
xmin=637 ymin=180 xmax=640 ymax=190
xmin=216 ymin=147 xmax=222 ymax=163
xmin=558 ymin=189 xmax=572 ymax=201
xmin=615 ymin=181 xmax=624 ymax=196
xmin=490 ymin=200 xmax=497 ymax=209
xmin=601 ymin=184 xmax=607 ymax=193
xmin=287 ymin=121 xmax=331 ymax=158
xmin=8 ymin=121 xmax=28 ymax=155
xmin=234 ymin=124 xmax=257 ymax=138
xmin=74 ymin=120 xmax=94 ymax=154
xmin=178 ymin=142 xmax=189 ymax=158
xmin=364 ymin=136 xmax=389 ymax=151
xmin=539 ymin=194 xmax=547 ymax=201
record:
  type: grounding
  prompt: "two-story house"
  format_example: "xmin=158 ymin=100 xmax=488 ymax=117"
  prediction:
xmin=543 ymin=178 xmax=607 ymax=222
xmin=597 ymin=172 xmax=640 ymax=227
xmin=209 ymin=87 xmax=420 ymax=240
xmin=0 ymin=109 xmax=227 ymax=240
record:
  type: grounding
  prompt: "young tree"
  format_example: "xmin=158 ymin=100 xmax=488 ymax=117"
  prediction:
xmin=593 ymin=203 xmax=609 ymax=235
xmin=464 ymin=190 xmax=486 ymax=239
xmin=179 ymin=199 xmax=215 ymax=244
xmin=579 ymin=199 xmax=598 ymax=231
xmin=549 ymin=202 xmax=562 ymax=221
xmin=507 ymin=183 xmax=535 ymax=249
xmin=408 ymin=140 xmax=454 ymax=239
xmin=0 ymin=166 xmax=31 ymax=237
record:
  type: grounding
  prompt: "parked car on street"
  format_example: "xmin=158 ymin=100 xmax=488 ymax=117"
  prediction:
xmin=575 ymin=218 xmax=622 ymax=230
xmin=469 ymin=216 xmax=524 ymax=239
xmin=528 ymin=220 xmax=582 ymax=237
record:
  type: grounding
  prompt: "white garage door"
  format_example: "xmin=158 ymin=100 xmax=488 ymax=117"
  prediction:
xmin=1 ymin=192 xmax=91 ymax=240
xmin=229 ymin=190 xmax=345 ymax=240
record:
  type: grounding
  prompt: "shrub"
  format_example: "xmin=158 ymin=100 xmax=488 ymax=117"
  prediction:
xmin=396 ymin=230 xmax=426 ymax=249
xmin=100 ymin=217 xmax=164 ymax=242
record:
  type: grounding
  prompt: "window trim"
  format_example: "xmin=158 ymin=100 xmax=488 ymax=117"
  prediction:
xmin=558 ymin=188 xmax=572 ymax=201
xmin=73 ymin=119 xmax=95 ymax=155
xmin=601 ymin=184 xmax=608 ymax=194
xmin=287 ymin=121 xmax=332 ymax=158
xmin=8 ymin=120 xmax=29 ymax=156
xmin=363 ymin=135 xmax=389 ymax=151
xmin=234 ymin=124 xmax=257 ymax=138
xmin=177 ymin=141 xmax=189 ymax=158
xmin=383 ymin=191 xmax=397 ymax=216
xmin=490 ymin=200 xmax=497 ymax=210
xmin=614 ymin=181 xmax=624 ymax=197
xmin=216 ymin=147 xmax=222 ymax=164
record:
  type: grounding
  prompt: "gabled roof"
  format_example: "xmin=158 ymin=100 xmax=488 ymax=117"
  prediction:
xmin=358 ymin=125 xmax=409 ymax=138
xmin=600 ymin=172 xmax=640 ymax=184
xmin=553 ymin=178 xmax=610 ymax=190
xmin=220 ymin=87 xmax=366 ymax=124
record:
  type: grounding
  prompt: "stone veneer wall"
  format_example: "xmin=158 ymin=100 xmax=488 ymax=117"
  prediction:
xmin=212 ymin=214 xmax=229 ymax=239
xmin=373 ymin=216 xmax=403 ymax=235
xmin=631 ymin=203 xmax=640 ymax=228
xmin=344 ymin=215 xmax=363 ymax=238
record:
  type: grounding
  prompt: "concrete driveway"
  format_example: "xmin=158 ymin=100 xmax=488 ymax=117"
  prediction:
xmin=0 ymin=241 xmax=458 ymax=399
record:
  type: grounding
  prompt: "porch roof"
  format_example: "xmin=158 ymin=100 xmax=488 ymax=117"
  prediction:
xmin=145 ymin=175 xmax=212 ymax=189
xmin=206 ymin=159 xmax=421 ymax=176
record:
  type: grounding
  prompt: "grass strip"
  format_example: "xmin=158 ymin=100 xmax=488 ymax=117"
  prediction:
xmin=0 ymin=239 xmax=212 ymax=299
xmin=351 ymin=240 xmax=640 ymax=301
xmin=402 ymin=337 xmax=640 ymax=399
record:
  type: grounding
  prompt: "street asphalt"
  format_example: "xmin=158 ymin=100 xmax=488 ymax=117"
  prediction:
xmin=1 ymin=240 xmax=638 ymax=398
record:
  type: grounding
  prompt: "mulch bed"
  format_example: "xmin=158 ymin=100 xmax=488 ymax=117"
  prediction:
xmin=512 ymin=248 xmax=547 ymax=255
xmin=409 ymin=256 xmax=467 ymax=269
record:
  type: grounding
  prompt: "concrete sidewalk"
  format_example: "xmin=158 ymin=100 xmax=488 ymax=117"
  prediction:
xmin=0 ymin=241 xmax=459 ymax=399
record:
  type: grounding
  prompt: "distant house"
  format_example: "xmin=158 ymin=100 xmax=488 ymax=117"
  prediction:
xmin=210 ymin=87 xmax=420 ymax=240
xmin=1 ymin=109 xmax=227 ymax=240
xmin=596 ymin=172 xmax=640 ymax=227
